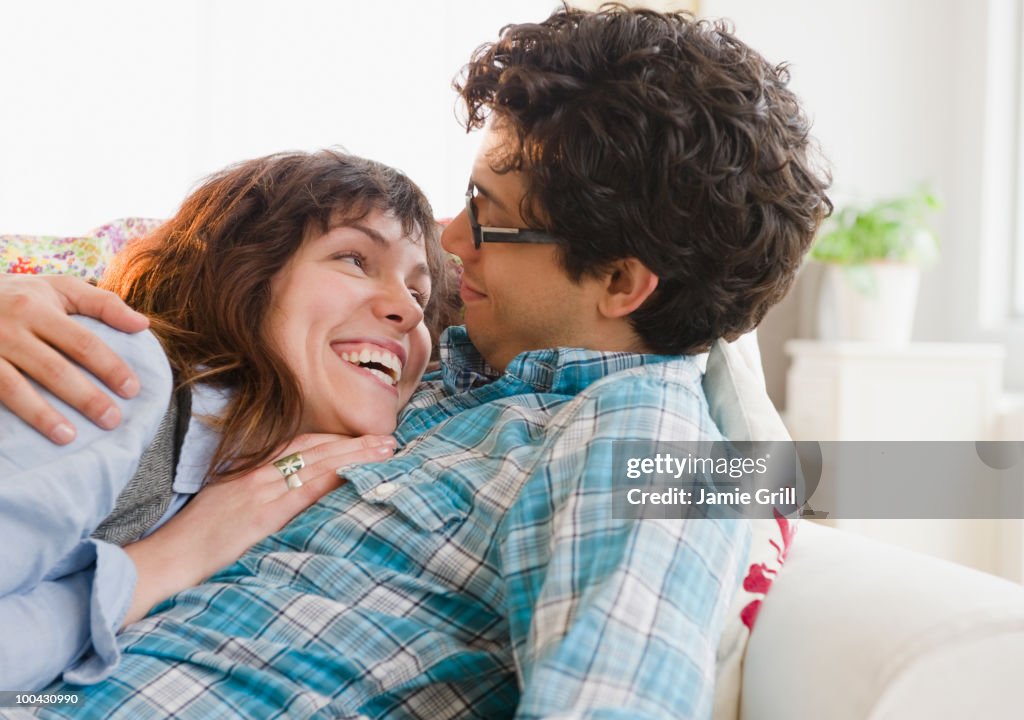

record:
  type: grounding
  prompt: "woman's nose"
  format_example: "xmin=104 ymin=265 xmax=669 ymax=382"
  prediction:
xmin=378 ymin=282 xmax=424 ymax=331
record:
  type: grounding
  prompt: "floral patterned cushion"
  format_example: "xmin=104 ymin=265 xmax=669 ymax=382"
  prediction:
xmin=1 ymin=218 xmax=163 ymax=281
xmin=88 ymin=218 xmax=164 ymax=255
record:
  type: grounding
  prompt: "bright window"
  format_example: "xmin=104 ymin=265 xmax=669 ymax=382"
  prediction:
xmin=1015 ymin=3 xmax=1024 ymax=318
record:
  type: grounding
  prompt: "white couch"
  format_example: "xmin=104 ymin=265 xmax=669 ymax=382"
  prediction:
xmin=707 ymin=335 xmax=1024 ymax=720
xmin=742 ymin=519 xmax=1024 ymax=719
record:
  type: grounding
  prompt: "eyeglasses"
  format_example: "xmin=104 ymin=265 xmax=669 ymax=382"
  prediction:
xmin=465 ymin=180 xmax=563 ymax=250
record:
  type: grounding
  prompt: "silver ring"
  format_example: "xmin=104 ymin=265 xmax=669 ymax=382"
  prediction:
xmin=274 ymin=452 xmax=305 ymax=490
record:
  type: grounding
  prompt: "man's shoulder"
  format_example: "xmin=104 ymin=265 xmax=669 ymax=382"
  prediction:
xmin=579 ymin=354 xmax=706 ymax=403
xmin=398 ymin=352 xmax=713 ymax=443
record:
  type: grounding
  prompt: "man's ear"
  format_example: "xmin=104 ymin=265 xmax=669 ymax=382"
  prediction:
xmin=597 ymin=258 xmax=659 ymax=319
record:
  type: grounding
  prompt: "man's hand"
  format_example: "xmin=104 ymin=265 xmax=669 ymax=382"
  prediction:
xmin=122 ymin=433 xmax=398 ymax=625
xmin=0 ymin=274 xmax=150 ymax=444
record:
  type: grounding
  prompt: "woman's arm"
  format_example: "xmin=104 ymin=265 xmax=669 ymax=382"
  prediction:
xmin=0 ymin=545 xmax=137 ymax=690
xmin=0 ymin=273 xmax=148 ymax=443
xmin=0 ymin=318 xmax=171 ymax=595
xmin=121 ymin=433 xmax=397 ymax=625
xmin=0 ymin=317 xmax=172 ymax=691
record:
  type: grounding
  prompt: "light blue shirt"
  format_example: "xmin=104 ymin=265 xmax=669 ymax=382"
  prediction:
xmin=0 ymin=317 xmax=224 ymax=691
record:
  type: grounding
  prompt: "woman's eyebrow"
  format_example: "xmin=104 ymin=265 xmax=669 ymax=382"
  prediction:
xmin=347 ymin=223 xmax=388 ymax=246
xmin=326 ymin=225 xmax=430 ymax=280
xmin=409 ymin=263 xmax=431 ymax=282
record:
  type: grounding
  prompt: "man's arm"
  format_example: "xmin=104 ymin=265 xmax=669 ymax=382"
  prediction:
xmin=502 ymin=384 xmax=751 ymax=720
xmin=0 ymin=273 xmax=149 ymax=443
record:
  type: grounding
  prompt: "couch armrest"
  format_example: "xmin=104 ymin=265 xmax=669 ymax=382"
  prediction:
xmin=741 ymin=522 xmax=1024 ymax=720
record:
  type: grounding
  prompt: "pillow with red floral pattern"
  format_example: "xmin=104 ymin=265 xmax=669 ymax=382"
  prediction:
xmin=703 ymin=336 xmax=800 ymax=720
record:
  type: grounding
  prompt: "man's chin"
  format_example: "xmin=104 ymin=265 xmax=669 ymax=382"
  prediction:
xmin=462 ymin=327 xmax=492 ymax=366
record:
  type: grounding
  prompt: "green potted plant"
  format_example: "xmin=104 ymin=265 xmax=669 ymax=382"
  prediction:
xmin=811 ymin=187 xmax=940 ymax=343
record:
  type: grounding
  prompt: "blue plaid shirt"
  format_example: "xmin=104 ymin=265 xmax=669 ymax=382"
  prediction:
xmin=33 ymin=327 xmax=750 ymax=720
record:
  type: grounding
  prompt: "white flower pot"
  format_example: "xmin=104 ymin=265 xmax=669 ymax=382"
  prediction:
xmin=817 ymin=263 xmax=920 ymax=343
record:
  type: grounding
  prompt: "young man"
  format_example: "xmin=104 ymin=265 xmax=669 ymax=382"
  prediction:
xmin=0 ymin=7 xmax=829 ymax=718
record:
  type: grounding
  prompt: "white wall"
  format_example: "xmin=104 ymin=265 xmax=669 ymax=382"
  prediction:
xmin=701 ymin=1 xmax=1024 ymax=388
xmin=703 ymin=0 xmax=964 ymax=203
xmin=703 ymin=0 xmax=978 ymax=338
xmin=0 ymin=0 xmax=556 ymax=235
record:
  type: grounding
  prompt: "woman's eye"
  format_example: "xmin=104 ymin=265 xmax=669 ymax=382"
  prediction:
xmin=334 ymin=252 xmax=366 ymax=269
xmin=411 ymin=289 xmax=430 ymax=308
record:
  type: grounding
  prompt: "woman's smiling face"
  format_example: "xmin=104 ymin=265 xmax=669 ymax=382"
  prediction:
xmin=264 ymin=208 xmax=432 ymax=436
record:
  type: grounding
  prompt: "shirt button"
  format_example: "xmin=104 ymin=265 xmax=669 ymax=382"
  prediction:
xmin=369 ymin=482 xmax=399 ymax=500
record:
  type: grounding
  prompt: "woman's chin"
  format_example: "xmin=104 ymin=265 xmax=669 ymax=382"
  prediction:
xmin=361 ymin=418 xmax=398 ymax=436
xmin=328 ymin=416 xmax=397 ymax=438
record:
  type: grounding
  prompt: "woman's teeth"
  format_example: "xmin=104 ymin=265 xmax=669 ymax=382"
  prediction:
xmin=339 ymin=349 xmax=402 ymax=385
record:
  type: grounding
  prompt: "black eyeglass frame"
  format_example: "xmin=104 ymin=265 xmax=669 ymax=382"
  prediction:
xmin=465 ymin=180 xmax=563 ymax=250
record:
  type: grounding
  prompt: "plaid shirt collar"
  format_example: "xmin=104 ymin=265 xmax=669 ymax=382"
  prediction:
xmin=437 ymin=325 xmax=689 ymax=397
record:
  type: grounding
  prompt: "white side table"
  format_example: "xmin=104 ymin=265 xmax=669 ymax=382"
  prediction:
xmin=784 ymin=340 xmax=1005 ymax=441
xmin=782 ymin=341 xmax=1018 ymax=580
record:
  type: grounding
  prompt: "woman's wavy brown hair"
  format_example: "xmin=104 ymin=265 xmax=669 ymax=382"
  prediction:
xmin=455 ymin=4 xmax=832 ymax=354
xmin=101 ymin=150 xmax=454 ymax=478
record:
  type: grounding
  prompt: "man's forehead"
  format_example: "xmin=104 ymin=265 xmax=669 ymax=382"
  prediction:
xmin=474 ymin=115 xmax=522 ymax=167
xmin=472 ymin=125 xmax=529 ymax=206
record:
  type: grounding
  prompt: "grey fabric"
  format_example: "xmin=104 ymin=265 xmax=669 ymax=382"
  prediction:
xmin=92 ymin=385 xmax=192 ymax=546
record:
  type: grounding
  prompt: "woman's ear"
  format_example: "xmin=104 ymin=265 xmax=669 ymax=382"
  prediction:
xmin=597 ymin=258 xmax=659 ymax=319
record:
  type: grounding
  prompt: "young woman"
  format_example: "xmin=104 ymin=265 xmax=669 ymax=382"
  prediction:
xmin=0 ymin=150 xmax=454 ymax=691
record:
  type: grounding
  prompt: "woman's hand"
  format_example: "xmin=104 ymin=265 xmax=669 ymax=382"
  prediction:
xmin=0 ymin=274 xmax=149 ymax=443
xmin=121 ymin=432 xmax=397 ymax=625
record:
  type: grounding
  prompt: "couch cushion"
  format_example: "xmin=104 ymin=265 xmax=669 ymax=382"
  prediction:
xmin=702 ymin=334 xmax=797 ymax=720
xmin=743 ymin=521 xmax=1024 ymax=719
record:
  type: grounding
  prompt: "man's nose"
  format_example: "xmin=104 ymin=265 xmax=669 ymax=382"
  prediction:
xmin=441 ymin=211 xmax=474 ymax=261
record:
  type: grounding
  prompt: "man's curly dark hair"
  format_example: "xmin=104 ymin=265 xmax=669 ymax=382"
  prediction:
xmin=455 ymin=4 xmax=832 ymax=354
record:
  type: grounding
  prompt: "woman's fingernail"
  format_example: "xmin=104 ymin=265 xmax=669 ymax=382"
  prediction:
xmin=51 ymin=423 xmax=76 ymax=445
xmin=377 ymin=445 xmax=396 ymax=455
xmin=97 ymin=406 xmax=119 ymax=430
xmin=119 ymin=377 xmax=140 ymax=397
xmin=370 ymin=436 xmax=397 ymax=447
